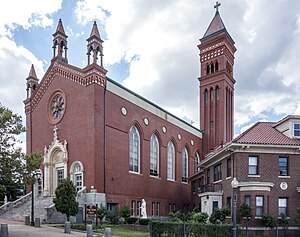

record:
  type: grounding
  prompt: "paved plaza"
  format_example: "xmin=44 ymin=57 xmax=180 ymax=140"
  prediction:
xmin=0 ymin=219 xmax=101 ymax=237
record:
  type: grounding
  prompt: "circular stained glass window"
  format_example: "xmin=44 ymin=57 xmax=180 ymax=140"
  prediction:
xmin=48 ymin=91 xmax=66 ymax=124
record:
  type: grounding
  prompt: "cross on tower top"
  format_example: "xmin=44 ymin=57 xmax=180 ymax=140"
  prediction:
xmin=214 ymin=1 xmax=221 ymax=14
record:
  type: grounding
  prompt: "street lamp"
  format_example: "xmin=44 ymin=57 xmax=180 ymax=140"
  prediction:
xmin=231 ymin=177 xmax=239 ymax=237
xmin=31 ymin=171 xmax=41 ymax=226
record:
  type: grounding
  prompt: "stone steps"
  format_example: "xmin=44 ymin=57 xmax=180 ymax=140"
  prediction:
xmin=0 ymin=195 xmax=53 ymax=222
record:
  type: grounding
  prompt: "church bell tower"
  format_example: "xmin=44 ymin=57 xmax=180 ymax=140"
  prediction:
xmin=199 ymin=2 xmax=236 ymax=155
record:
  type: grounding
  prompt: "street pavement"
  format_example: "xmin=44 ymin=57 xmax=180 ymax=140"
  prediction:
xmin=0 ymin=219 xmax=101 ymax=237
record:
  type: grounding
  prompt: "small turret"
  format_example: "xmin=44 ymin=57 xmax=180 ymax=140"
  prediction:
xmin=52 ymin=19 xmax=68 ymax=63
xmin=26 ymin=64 xmax=39 ymax=98
xmin=87 ymin=21 xmax=104 ymax=66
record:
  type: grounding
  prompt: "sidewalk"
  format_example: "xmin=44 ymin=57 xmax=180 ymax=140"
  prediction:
xmin=0 ymin=219 xmax=102 ymax=237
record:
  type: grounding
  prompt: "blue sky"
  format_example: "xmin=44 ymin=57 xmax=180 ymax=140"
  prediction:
xmin=1 ymin=0 xmax=300 ymax=147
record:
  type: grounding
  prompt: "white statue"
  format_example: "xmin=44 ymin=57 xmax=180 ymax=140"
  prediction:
xmin=4 ymin=195 xmax=7 ymax=204
xmin=141 ymin=199 xmax=147 ymax=218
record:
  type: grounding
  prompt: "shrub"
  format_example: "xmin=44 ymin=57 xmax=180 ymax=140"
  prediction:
xmin=238 ymin=203 xmax=252 ymax=220
xmin=97 ymin=204 xmax=106 ymax=225
xmin=119 ymin=206 xmax=131 ymax=219
xmin=295 ymin=208 xmax=300 ymax=225
xmin=139 ymin=218 xmax=150 ymax=225
xmin=106 ymin=211 xmax=119 ymax=224
xmin=278 ymin=212 xmax=289 ymax=226
xmin=126 ymin=216 xmax=138 ymax=224
xmin=209 ymin=207 xmax=230 ymax=224
xmin=261 ymin=213 xmax=278 ymax=229
xmin=190 ymin=212 xmax=209 ymax=224
xmin=168 ymin=210 xmax=191 ymax=222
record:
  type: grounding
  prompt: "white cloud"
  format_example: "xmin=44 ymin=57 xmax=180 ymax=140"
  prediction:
xmin=0 ymin=36 xmax=44 ymax=116
xmin=0 ymin=0 xmax=62 ymax=36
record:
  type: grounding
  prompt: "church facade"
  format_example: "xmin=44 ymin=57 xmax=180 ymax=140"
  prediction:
xmin=24 ymin=3 xmax=300 ymax=225
xmin=24 ymin=19 xmax=207 ymax=217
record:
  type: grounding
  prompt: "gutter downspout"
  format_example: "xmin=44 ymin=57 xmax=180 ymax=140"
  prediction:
xmin=103 ymin=83 xmax=107 ymax=193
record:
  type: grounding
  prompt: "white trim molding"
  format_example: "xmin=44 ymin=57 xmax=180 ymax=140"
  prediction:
xmin=239 ymin=181 xmax=274 ymax=192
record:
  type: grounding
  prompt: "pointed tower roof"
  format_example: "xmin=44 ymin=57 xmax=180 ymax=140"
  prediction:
xmin=87 ymin=21 xmax=103 ymax=42
xmin=53 ymin=19 xmax=67 ymax=37
xmin=28 ymin=64 xmax=37 ymax=79
xmin=90 ymin=21 xmax=101 ymax=38
xmin=203 ymin=12 xmax=226 ymax=38
xmin=201 ymin=2 xmax=234 ymax=44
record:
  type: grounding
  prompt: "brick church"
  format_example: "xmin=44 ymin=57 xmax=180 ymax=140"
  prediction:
xmin=24 ymin=3 xmax=300 ymax=223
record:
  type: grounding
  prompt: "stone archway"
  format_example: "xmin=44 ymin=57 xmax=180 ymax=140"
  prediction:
xmin=43 ymin=126 xmax=68 ymax=196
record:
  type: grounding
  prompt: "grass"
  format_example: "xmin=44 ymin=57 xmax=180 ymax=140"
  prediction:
xmin=96 ymin=224 xmax=150 ymax=237
xmin=72 ymin=224 xmax=150 ymax=237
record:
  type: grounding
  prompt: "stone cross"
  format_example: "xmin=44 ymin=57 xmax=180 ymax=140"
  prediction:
xmin=214 ymin=1 xmax=221 ymax=13
xmin=53 ymin=125 xmax=58 ymax=141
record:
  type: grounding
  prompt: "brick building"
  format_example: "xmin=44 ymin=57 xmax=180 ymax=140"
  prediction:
xmin=24 ymin=2 xmax=300 ymax=224
xmin=24 ymin=19 xmax=204 ymax=217
xmin=190 ymin=115 xmax=300 ymax=225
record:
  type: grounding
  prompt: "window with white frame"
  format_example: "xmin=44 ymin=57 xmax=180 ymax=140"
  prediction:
xmin=129 ymin=125 xmax=140 ymax=173
xmin=150 ymin=134 xmax=159 ymax=176
xmin=249 ymin=156 xmax=259 ymax=175
xmin=182 ymin=147 xmax=188 ymax=182
xmin=167 ymin=141 xmax=175 ymax=180
xmin=194 ymin=152 xmax=200 ymax=173
xmin=278 ymin=198 xmax=288 ymax=215
xmin=74 ymin=165 xmax=83 ymax=192
xmin=256 ymin=196 xmax=264 ymax=217
xmin=70 ymin=161 xmax=84 ymax=192
xmin=293 ymin=123 xmax=300 ymax=137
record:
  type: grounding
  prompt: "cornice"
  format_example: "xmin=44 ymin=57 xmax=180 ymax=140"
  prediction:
xmin=26 ymin=61 xmax=106 ymax=114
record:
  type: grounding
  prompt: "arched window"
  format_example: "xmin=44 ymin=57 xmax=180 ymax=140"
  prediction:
xmin=210 ymin=88 xmax=214 ymax=101
xmin=215 ymin=61 xmax=219 ymax=71
xmin=204 ymin=90 xmax=208 ymax=103
xmin=182 ymin=147 xmax=188 ymax=182
xmin=167 ymin=141 xmax=175 ymax=180
xmin=70 ymin=161 xmax=84 ymax=192
xmin=216 ymin=86 xmax=219 ymax=100
xmin=150 ymin=134 xmax=159 ymax=177
xmin=129 ymin=125 xmax=140 ymax=173
xmin=206 ymin=64 xmax=210 ymax=74
xmin=194 ymin=152 xmax=200 ymax=173
xmin=211 ymin=63 xmax=215 ymax=73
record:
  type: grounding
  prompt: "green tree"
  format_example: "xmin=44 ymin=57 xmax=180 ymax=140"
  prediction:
xmin=22 ymin=152 xmax=43 ymax=185
xmin=0 ymin=103 xmax=25 ymax=199
xmin=53 ymin=178 xmax=79 ymax=221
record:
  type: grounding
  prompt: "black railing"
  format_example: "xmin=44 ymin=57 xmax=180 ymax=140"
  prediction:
xmin=198 ymin=183 xmax=222 ymax=194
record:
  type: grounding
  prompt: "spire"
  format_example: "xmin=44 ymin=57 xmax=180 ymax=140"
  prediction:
xmin=26 ymin=64 xmax=39 ymax=98
xmin=201 ymin=2 xmax=234 ymax=44
xmin=54 ymin=19 xmax=66 ymax=36
xmin=28 ymin=64 xmax=37 ymax=79
xmin=52 ymin=19 xmax=68 ymax=63
xmin=87 ymin=21 xmax=104 ymax=66
xmin=90 ymin=21 xmax=101 ymax=38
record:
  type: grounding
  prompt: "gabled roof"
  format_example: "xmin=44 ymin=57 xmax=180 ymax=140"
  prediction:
xmin=233 ymin=122 xmax=300 ymax=146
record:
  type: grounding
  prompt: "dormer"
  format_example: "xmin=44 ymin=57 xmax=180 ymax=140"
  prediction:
xmin=273 ymin=115 xmax=300 ymax=139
